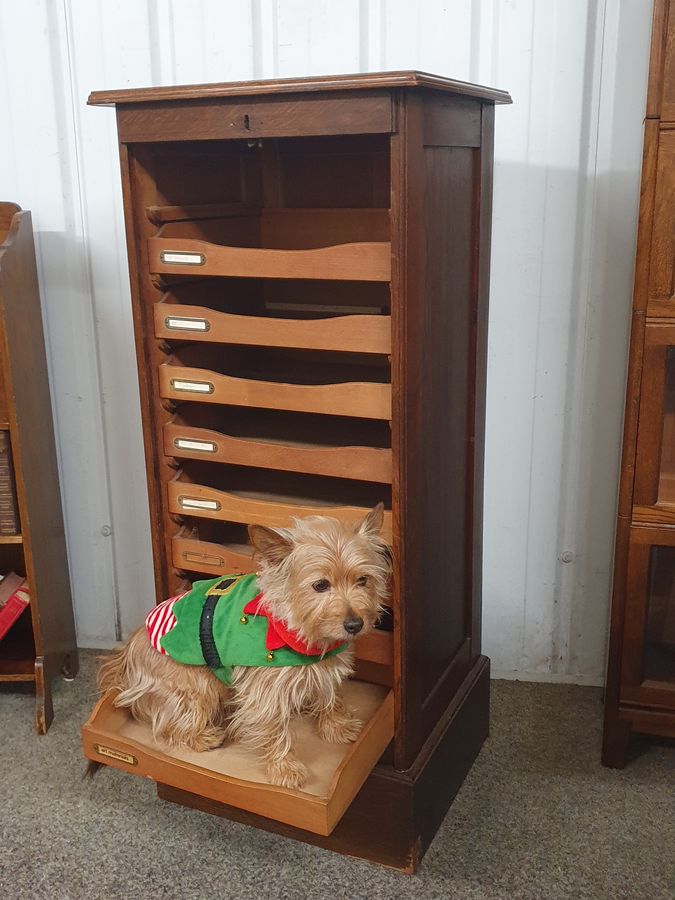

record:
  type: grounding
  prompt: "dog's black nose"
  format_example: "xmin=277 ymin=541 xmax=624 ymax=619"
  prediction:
xmin=343 ymin=616 xmax=364 ymax=635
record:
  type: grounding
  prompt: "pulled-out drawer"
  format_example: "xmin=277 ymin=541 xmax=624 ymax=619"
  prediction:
xmin=164 ymin=420 xmax=393 ymax=484
xmin=83 ymin=680 xmax=393 ymax=835
xmin=159 ymin=363 xmax=392 ymax=420
xmin=166 ymin=472 xmax=394 ymax=542
xmin=172 ymin=531 xmax=256 ymax=577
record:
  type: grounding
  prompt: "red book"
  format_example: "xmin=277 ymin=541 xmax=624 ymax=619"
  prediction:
xmin=0 ymin=571 xmax=29 ymax=641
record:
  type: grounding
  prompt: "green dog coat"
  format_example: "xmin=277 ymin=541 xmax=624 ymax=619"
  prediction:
xmin=145 ymin=574 xmax=347 ymax=685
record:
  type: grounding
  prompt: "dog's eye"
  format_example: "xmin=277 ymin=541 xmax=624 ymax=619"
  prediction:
xmin=357 ymin=575 xmax=368 ymax=586
xmin=312 ymin=579 xmax=331 ymax=593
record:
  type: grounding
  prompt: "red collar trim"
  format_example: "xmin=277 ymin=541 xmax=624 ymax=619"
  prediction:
xmin=242 ymin=594 xmax=344 ymax=656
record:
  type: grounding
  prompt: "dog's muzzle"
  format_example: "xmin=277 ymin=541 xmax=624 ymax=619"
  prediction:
xmin=343 ymin=616 xmax=364 ymax=635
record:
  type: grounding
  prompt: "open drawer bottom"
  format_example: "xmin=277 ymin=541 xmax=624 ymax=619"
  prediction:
xmin=83 ymin=680 xmax=393 ymax=836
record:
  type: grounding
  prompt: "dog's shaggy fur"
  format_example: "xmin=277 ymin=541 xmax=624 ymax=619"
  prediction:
xmin=98 ymin=505 xmax=390 ymax=788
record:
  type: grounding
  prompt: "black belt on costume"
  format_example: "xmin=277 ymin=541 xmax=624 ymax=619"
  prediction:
xmin=199 ymin=576 xmax=237 ymax=669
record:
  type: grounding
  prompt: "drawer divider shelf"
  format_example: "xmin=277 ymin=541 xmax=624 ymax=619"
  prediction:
xmin=159 ymin=365 xmax=392 ymax=420
xmin=155 ymin=304 xmax=392 ymax=355
xmin=164 ymin=422 xmax=393 ymax=483
xmin=167 ymin=476 xmax=393 ymax=541
xmin=148 ymin=238 xmax=391 ymax=282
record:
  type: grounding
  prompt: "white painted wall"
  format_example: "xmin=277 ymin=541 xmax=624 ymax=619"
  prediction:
xmin=0 ymin=1 xmax=654 ymax=683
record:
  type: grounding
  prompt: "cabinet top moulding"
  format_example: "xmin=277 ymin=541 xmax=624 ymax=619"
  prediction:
xmin=88 ymin=70 xmax=512 ymax=107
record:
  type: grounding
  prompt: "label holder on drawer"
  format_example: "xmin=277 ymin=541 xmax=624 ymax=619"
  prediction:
xmin=165 ymin=316 xmax=211 ymax=332
xmin=174 ymin=437 xmax=217 ymax=454
xmin=160 ymin=250 xmax=206 ymax=266
xmin=170 ymin=379 xmax=215 ymax=395
xmin=182 ymin=550 xmax=225 ymax=568
xmin=94 ymin=744 xmax=138 ymax=766
xmin=179 ymin=496 xmax=221 ymax=512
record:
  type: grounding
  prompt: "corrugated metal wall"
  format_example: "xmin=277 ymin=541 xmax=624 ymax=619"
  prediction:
xmin=0 ymin=1 xmax=654 ymax=682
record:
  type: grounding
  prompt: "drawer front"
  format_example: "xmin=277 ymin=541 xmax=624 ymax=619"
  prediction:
xmin=167 ymin=479 xmax=394 ymax=541
xmin=164 ymin=423 xmax=393 ymax=484
xmin=83 ymin=681 xmax=394 ymax=836
xmin=117 ymin=92 xmax=394 ymax=142
xmin=172 ymin=533 xmax=256 ymax=577
xmin=154 ymin=305 xmax=392 ymax=355
xmin=159 ymin=366 xmax=392 ymax=420
xmin=147 ymin=238 xmax=391 ymax=282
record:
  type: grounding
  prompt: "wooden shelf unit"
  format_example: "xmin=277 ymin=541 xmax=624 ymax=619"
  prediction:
xmin=603 ymin=0 xmax=675 ymax=765
xmin=0 ymin=203 xmax=78 ymax=729
xmin=85 ymin=71 xmax=510 ymax=870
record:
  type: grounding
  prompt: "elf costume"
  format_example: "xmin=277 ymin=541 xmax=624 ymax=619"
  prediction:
xmin=145 ymin=574 xmax=347 ymax=685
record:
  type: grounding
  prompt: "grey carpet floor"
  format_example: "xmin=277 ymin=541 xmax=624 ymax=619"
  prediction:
xmin=0 ymin=651 xmax=673 ymax=900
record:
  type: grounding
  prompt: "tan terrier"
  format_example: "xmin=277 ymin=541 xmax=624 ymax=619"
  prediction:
xmin=97 ymin=505 xmax=390 ymax=788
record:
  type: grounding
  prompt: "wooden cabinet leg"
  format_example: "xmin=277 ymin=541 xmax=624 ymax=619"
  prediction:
xmin=61 ymin=650 xmax=80 ymax=681
xmin=602 ymin=709 xmax=631 ymax=768
xmin=34 ymin=657 xmax=54 ymax=735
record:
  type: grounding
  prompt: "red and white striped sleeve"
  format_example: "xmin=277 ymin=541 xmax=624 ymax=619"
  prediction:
xmin=145 ymin=591 xmax=187 ymax=653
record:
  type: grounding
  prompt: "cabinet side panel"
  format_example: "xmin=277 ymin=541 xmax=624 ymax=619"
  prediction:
xmin=471 ymin=105 xmax=495 ymax=656
xmin=417 ymin=143 xmax=473 ymax=699
xmin=0 ymin=212 xmax=76 ymax=658
xmin=392 ymin=93 xmax=486 ymax=767
xmin=118 ymin=144 xmax=173 ymax=603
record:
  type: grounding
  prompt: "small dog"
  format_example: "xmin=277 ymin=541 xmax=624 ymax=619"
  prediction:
xmin=98 ymin=504 xmax=390 ymax=788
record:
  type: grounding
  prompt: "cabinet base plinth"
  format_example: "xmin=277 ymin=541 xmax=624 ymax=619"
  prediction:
xmin=157 ymin=655 xmax=490 ymax=871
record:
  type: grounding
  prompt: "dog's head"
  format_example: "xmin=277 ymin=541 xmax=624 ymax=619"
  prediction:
xmin=248 ymin=505 xmax=391 ymax=649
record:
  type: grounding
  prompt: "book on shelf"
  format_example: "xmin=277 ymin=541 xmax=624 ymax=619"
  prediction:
xmin=0 ymin=571 xmax=30 ymax=641
xmin=0 ymin=429 xmax=19 ymax=535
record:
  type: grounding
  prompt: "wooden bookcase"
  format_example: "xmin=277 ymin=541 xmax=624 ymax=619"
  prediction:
xmin=603 ymin=1 xmax=675 ymax=766
xmin=83 ymin=72 xmax=510 ymax=870
xmin=0 ymin=203 xmax=78 ymax=732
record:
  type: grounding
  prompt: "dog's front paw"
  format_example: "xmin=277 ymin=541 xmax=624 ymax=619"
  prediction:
xmin=185 ymin=725 xmax=227 ymax=752
xmin=318 ymin=713 xmax=363 ymax=744
xmin=267 ymin=756 xmax=308 ymax=789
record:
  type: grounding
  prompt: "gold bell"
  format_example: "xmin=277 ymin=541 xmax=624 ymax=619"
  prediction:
xmin=266 ymin=651 xmax=274 ymax=661
xmin=240 ymin=615 xmax=248 ymax=624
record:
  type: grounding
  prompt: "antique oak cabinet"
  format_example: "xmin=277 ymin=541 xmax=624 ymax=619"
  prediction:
xmin=82 ymin=72 xmax=510 ymax=870
xmin=603 ymin=2 xmax=675 ymax=766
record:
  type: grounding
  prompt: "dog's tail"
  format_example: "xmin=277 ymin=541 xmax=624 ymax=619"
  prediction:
xmin=84 ymin=760 xmax=103 ymax=778
xmin=97 ymin=644 xmax=129 ymax=695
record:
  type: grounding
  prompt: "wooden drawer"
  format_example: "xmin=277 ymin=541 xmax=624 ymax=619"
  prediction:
xmin=167 ymin=471 xmax=394 ymax=542
xmin=163 ymin=420 xmax=393 ymax=484
xmin=159 ymin=363 xmax=392 ymax=420
xmin=116 ymin=91 xmax=394 ymax=142
xmin=83 ymin=680 xmax=394 ymax=836
xmin=147 ymin=208 xmax=391 ymax=283
xmin=154 ymin=304 xmax=392 ymax=355
xmin=149 ymin=238 xmax=390 ymax=282
xmin=172 ymin=531 xmax=256 ymax=577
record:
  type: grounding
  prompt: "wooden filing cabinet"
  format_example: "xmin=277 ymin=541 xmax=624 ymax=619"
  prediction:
xmin=83 ymin=71 xmax=510 ymax=870
xmin=603 ymin=2 xmax=675 ymax=765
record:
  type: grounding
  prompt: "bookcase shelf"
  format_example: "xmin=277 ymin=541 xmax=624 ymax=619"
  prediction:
xmin=0 ymin=203 xmax=78 ymax=731
xmin=0 ymin=613 xmax=35 ymax=681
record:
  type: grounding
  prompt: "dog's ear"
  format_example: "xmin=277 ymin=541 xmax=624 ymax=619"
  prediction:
xmin=248 ymin=524 xmax=293 ymax=564
xmin=357 ymin=502 xmax=384 ymax=536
